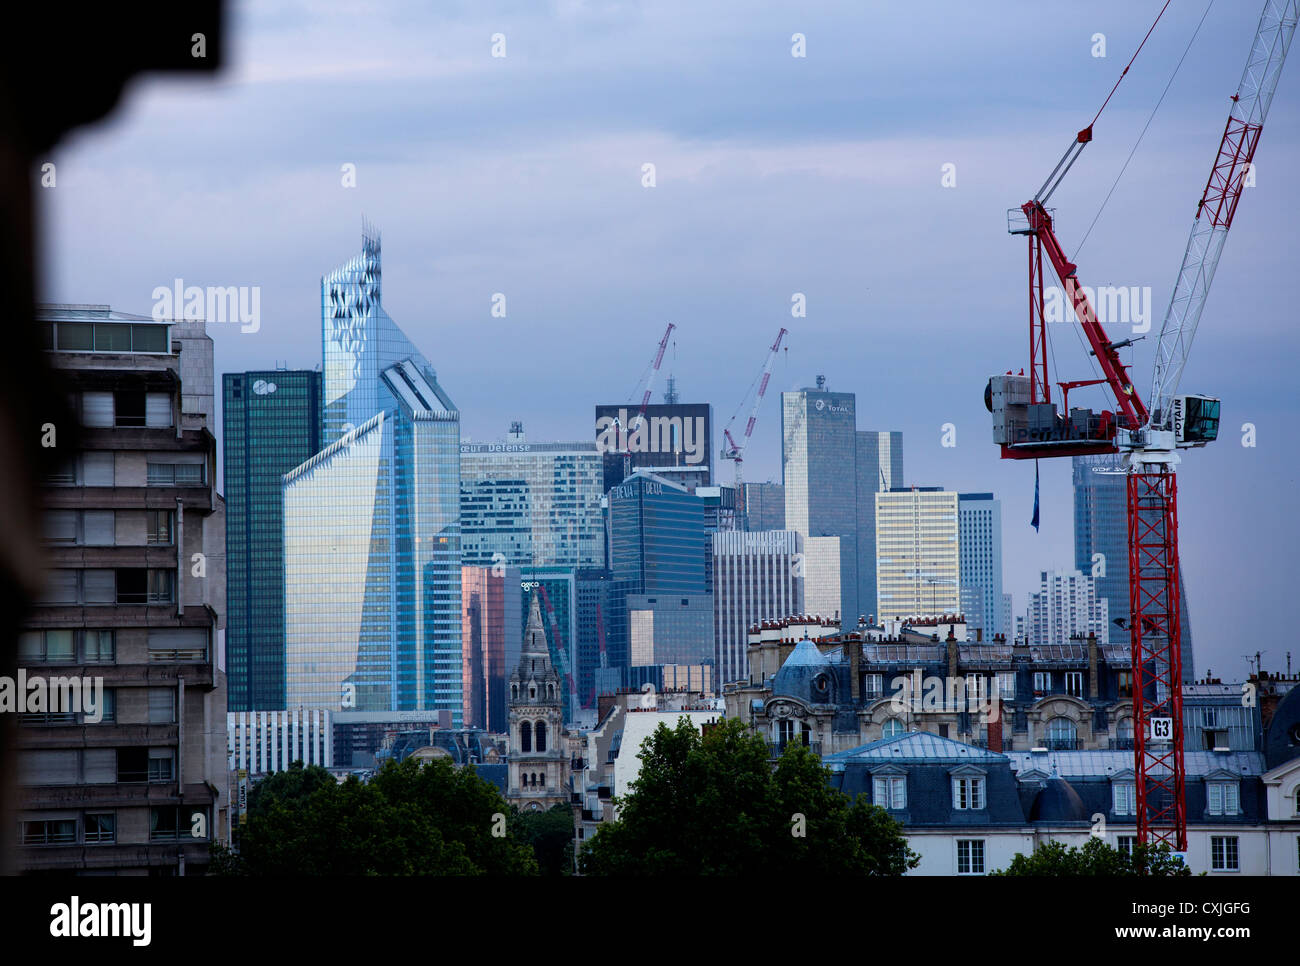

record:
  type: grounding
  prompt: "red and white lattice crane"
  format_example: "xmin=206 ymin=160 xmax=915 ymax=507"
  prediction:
xmin=986 ymin=0 xmax=1297 ymax=852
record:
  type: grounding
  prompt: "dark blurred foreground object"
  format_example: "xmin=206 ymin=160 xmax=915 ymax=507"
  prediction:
xmin=0 ymin=2 xmax=223 ymax=875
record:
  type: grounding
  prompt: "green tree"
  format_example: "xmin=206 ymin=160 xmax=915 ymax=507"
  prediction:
xmin=991 ymin=837 xmax=1191 ymax=876
xmin=224 ymin=758 xmax=537 ymax=875
xmin=510 ymin=804 xmax=576 ymax=876
xmin=579 ymin=717 xmax=918 ymax=876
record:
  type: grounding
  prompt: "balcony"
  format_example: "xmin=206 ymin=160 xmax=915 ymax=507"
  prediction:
xmin=1043 ymin=737 xmax=1079 ymax=751
xmin=768 ymin=740 xmax=822 ymax=759
xmin=1109 ymin=738 xmax=1135 ymax=751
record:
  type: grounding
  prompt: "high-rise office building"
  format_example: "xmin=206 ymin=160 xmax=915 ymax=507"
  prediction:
xmin=608 ymin=471 xmax=709 ymax=595
xmin=1028 ymin=569 xmax=1109 ymax=647
xmin=460 ymin=422 xmax=604 ymax=570
xmin=223 ymin=369 xmax=321 ymax=711
xmin=283 ymin=229 xmax=463 ymax=717
xmin=1073 ymin=455 xmax=1194 ymax=681
xmin=957 ymin=492 xmax=1004 ymax=640
xmin=741 ymin=481 xmax=785 ymax=531
xmin=595 ymin=402 xmax=713 ymax=491
xmin=712 ymin=530 xmax=805 ymax=685
xmin=22 ymin=305 xmax=230 ymax=874
xmin=855 ymin=430 xmax=904 ymax=623
xmin=462 ymin=564 xmax=522 ymax=733
xmin=782 ymin=378 xmax=859 ymax=622
xmin=575 ymin=568 xmax=635 ymax=707
xmin=802 ymin=536 xmax=842 ymax=621
xmin=626 ymin=593 xmax=714 ymax=694
xmin=875 ymin=487 xmax=960 ymax=620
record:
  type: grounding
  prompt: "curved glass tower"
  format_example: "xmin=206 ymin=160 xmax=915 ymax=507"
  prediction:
xmin=284 ymin=229 xmax=462 ymax=718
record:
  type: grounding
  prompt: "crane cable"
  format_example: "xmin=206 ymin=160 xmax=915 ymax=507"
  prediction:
xmin=1050 ymin=0 xmax=1215 ymax=401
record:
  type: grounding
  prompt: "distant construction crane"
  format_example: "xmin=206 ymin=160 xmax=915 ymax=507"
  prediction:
xmin=985 ymin=0 xmax=1297 ymax=852
xmin=620 ymin=322 xmax=676 ymax=480
xmin=721 ymin=327 xmax=787 ymax=528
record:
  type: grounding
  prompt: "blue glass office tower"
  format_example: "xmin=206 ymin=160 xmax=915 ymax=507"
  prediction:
xmin=608 ymin=472 xmax=709 ymax=595
xmin=958 ymin=492 xmax=1004 ymax=639
xmin=223 ymin=369 xmax=321 ymax=711
xmin=283 ymin=229 xmax=462 ymax=717
xmin=1073 ymin=454 xmax=1194 ymax=682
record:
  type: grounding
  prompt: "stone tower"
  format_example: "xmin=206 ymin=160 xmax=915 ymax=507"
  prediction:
xmin=507 ymin=592 xmax=567 ymax=810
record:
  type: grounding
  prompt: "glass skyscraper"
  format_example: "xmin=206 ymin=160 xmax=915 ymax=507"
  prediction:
xmin=1072 ymin=454 xmax=1195 ymax=682
xmin=283 ymin=229 xmax=463 ymax=717
xmin=223 ymin=369 xmax=321 ymax=711
xmin=781 ymin=379 xmax=861 ymax=623
xmin=608 ymin=471 xmax=709 ymax=595
xmin=460 ymin=423 xmax=604 ymax=569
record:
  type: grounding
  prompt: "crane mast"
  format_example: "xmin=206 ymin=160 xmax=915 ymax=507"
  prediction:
xmin=1120 ymin=0 xmax=1297 ymax=853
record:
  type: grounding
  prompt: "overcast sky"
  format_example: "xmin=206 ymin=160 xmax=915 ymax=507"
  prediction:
xmin=39 ymin=0 xmax=1300 ymax=681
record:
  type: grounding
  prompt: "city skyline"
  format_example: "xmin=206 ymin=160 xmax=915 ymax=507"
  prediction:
xmin=38 ymin=1 xmax=1300 ymax=685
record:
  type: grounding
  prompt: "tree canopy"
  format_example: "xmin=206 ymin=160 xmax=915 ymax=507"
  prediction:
xmin=991 ymin=837 xmax=1192 ymax=876
xmin=217 ymin=758 xmax=538 ymax=875
xmin=578 ymin=717 xmax=918 ymax=875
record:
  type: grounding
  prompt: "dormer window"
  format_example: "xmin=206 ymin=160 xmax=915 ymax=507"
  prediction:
xmin=1207 ymin=780 xmax=1240 ymax=816
xmin=952 ymin=772 xmax=986 ymax=810
xmin=530 ymin=685 xmax=536 ymax=700
xmin=1112 ymin=781 xmax=1136 ymax=816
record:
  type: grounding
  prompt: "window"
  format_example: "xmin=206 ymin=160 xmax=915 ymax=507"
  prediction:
xmin=881 ymin=718 xmax=905 ymax=739
xmin=82 ymin=452 xmax=114 ymax=487
xmin=148 ymin=748 xmax=174 ymax=783
xmin=1113 ymin=781 xmax=1136 ymax=816
xmin=94 ymin=324 xmax=134 ymax=352
xmin=83 ymin=510 xmax=115 ymax=546
xmin=21 ymin=819 xmax=76 ymax=846
xmin=114 ymin=390 xmax=146 ymax=428
xmin=82 ymin=630 xmax=115 ymax=664
xmin=85 ymin=813 xmax=115 ymax=844
xmin=57 ymin=323 xmax=94 ymax=351
xmin=150 ymin=807 xmax=183 ymax=841
xmin=116 ymin=748 xmax=147 ymax=783
xmin=957 ymin=839 xmax=985 ymax=874
xmin=1034 ymin=671 xmax=1051 ymax=693
xmin=1117 ymin=671 xmax=1133 ymax=698
xmin=1046 ymin=716 xmax=1078 ymax=750
xmin=953 ymin=776 xmax=985 ymax=810
xmin=996 ymin=671 xmax=1016 ymax=700
xmin=1065 ymin=671 xmax=1084 ymax=697
xmin=1117 ymin=835 xmax=1137 ymax=857
xmin=535 ymin=720 xmax=547 ymax=753
xmin=148 ymin=688 xmax=176 ymax=724
xmin=520 ymin=721 xmax=532 ymax=753
xmin=146 ymin=510 xmax=173 ymax=545
xmin=147 ymin=462 xmax=205 ymax=486
xmin=1210 ymin=836 xmax=1239 ymax=872
xmin=1207 ymin=781 xmax=1240 ymax=816
xmin=147 ymin=569 xmax=175 ymax=604
xmin=17 ymin=629 xmax=75 ymax=663
xmin=43 ymin=510 xmax=77 ymax=544
xmin=874 ymin=775 xmax=906 ymax=810
xmin=116 ymin=569 xmax=147 ymax=604
xmin=864 ymin=673 xmax=883 ymax=698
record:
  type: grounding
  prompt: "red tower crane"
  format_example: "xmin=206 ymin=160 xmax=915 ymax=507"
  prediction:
xmin=721 ymin=326 xmax=788 ymax=528
xmin=987 ymin=0 xmax=1297 ymax=853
